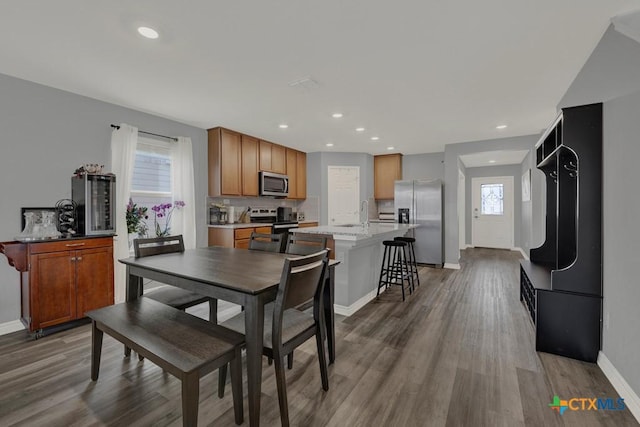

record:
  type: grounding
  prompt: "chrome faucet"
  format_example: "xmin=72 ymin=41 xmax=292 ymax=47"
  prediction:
xmin=360 ymin=199 xmax=369 ymax=227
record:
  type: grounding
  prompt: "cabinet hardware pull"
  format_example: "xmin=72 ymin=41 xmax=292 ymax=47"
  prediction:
xmin=70 ymin=257 xmax=76 ymax=261
xmin=76 ymin=257 xmax=82 ymax=261
xmin=65 ymin=243 xmax=86 ymax=247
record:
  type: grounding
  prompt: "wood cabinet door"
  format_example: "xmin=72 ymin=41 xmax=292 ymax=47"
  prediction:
xmin=220 ymin=129 xmax=242 ymax=195
xmin=296 ymin=151 xmax=307 ymax=199
xmin=235 ymin=239 xmax=250 ymax=249
xmin=286 ymin=148 xmax=298 ymax=199
xmin=31 ymin=251 xmax=76 ymax=329
xmin=374 ymin=154 xmax=402 ymax=199
xmin=271 ymin=144 xmax=286 ymax=174
xmin=241 ymin=135 xmax=259 ymax=196
xmin=259 ymin=140 xmax=272 ymax=171
xmin=75 ymin=246 xmax=114 ymax=317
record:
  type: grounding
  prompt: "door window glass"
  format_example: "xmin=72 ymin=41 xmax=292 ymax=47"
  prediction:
xmin=481 ymin=183 xmax=504 ymax=215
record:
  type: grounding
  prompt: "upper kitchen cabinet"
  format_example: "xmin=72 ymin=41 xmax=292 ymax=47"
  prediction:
xmin=260 ymin=140 xmax=286 ymax=174
xmin=241 ymin=134 xmax=259 ymax=196
xmin=285 ymin=149 xmax=307 ymax=200
xmin=374 ymin=153 xmax=402 ymax=199
xmin=208 ymin=127 xmax=242 ymax=196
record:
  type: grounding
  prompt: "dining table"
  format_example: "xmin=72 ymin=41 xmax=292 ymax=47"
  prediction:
xmin=120 ymin=246 xmax=338 ymax=427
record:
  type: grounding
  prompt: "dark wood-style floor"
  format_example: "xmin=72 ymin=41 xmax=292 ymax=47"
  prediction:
xmin=0 ymin=248 xmax=637 ymax=426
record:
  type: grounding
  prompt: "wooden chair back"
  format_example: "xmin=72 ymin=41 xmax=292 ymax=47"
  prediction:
xmin=273 ymin=250 xmax=328 ymax=324
xmin=248 ymin=232 xmax=283 ymax=253
xmin=284 ymin=234 xmax=328 ymax=256
xmin=133 ymin=235 xmax=185 ymax=258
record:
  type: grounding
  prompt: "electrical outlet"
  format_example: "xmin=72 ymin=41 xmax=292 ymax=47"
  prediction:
xmin=605 ymin=312 xmax=610 ymax=330
xmin=223 ymin=199 xmax=230 ymax=205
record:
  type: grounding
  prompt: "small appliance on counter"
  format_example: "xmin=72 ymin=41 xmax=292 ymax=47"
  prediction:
xmin=209 ymin=205 xmax=228 ymax=224
xmin=276 ymin=207 xmax=295 ymax=222
xmin=72 ymin=173 xmax=116 ymax=236
xmin=378 ymin=212 xmax=395 ymax=221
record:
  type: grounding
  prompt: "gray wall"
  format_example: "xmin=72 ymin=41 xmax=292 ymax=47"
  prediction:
xmin=442 ymin=134 xmax=539 ymax=265
xmin=602 ymin=90 xmax=640 ymax=401
xmin=403 ymin=152 xmax=445 ymax=181
xmin=463 ymin=164 xmax=523 ymax=247
xmin=0 ymin=73 xmax=208 ymax=324
xmin=558 ymin=25 xmax=640 ymax=400
xmin=306 ymin=152 xmax=374 ymax=225
xmin=559 ymin=25 xmax=640 ymax=109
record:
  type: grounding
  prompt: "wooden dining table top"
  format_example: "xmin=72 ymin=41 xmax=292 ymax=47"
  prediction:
xmin=120 ymin=246 xmax=336 ymax=295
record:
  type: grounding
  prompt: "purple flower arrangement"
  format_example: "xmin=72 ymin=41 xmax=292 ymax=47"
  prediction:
xmin=152 ymin=201 xmax=186 ymax=237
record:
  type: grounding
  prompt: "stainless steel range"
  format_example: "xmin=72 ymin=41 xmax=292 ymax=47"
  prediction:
xmin=249 ymin=207 xmax=298 ymax=247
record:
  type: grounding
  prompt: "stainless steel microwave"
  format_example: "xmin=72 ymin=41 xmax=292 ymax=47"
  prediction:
xmin=259 ymin=171 xmax=289 ymax=197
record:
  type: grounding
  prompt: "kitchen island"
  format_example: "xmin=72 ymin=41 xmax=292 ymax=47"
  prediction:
xmin=291 ymin=223 xmax=417 ymax=316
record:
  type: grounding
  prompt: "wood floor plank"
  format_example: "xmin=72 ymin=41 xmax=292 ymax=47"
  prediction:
xmin=0 ymin=248 xmax=637 ymax=426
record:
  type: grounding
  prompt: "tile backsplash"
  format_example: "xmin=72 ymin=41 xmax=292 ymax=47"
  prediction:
xmin=207 ymin=196 xmax=319 ymax=223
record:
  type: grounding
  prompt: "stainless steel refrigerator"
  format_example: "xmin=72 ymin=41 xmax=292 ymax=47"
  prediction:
xmin=394 ymin=179 xmax=443 ymax=267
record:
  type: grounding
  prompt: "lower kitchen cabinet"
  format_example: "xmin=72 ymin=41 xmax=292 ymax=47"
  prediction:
xmin=0 ymin=236 xmax=114 ymax=335
xmin=208 ymin=226 xmax=272 ymax=249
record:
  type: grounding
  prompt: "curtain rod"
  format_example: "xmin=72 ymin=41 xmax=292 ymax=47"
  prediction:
xmin=110 ymin=124 xmax=178 ymax=142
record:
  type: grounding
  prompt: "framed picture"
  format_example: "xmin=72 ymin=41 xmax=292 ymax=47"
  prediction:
xmin=522 ymin=169 xmax=531 ymax=202
xmin=20 ymin=207 xmax=56 ymax=230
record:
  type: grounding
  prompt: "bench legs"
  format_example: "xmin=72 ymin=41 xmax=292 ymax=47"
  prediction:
xmin=230 ymin=347 xmax=244 ymax=425
xmin=182 ymin=371 xmax=200 ymax=427
xmin=91 ymin=321 xmax=103 ymax=381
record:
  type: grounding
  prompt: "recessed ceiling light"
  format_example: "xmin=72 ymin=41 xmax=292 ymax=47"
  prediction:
xmin=387 ymin=146 xmax=395 ymax=150
xmin=326 ymin=143 xmax=334 ymax=147
xmin=355 ymin=127 xmax=365 ymax=132
xmin=496 ymin=124 xmax=507 ymax=129
xmin=332 ymin=113 xmax=343 ymax=118
xmin=279 ymin=124 xmax=289 ymax=129
xmin=371 ymin=136 xmax=380 ymax=141
xmin=488 ymin=160 xmax=497 ymax=163
xmin=137 ymin=26 xmax=159 ymax=39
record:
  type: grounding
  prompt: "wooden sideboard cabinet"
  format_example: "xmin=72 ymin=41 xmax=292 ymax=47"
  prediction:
xmin=0 ymin=236 xmax=114 ymax=336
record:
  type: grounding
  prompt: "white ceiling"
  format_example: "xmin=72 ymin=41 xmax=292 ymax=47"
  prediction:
xmin=1 ymin=1 xmax=637 ymax=155
xmin=459 ymin=150 xmax=530 ymax=168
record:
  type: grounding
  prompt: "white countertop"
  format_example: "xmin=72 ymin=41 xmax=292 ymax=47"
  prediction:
xmin=208 ymin=220 xmax=319 ymax=229
xmin=290 ymin=223 xmax=417 ymax=241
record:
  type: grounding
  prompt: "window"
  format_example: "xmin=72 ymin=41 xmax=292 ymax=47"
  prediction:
xmin=480 ymin=183 xmax=504 ymax=215
xmin=130 ymin=137 xmax=173 ymax=235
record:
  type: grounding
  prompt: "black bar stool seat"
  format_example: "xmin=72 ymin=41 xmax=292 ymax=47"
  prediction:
xmin=377 ymin=240 xmax=413 ymax=301
xmin=394 ymin=236 xmax=420 ymax=288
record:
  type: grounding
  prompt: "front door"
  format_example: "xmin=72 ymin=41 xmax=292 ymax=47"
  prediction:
xmin=471 ymin=176 xmax=514 ymax=249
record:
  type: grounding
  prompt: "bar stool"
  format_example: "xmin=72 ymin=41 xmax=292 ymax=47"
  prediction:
xmin=377 ymin=240 xmax=413 ymax=301
xmin=394 ymin=236 xmax=420 ymax=288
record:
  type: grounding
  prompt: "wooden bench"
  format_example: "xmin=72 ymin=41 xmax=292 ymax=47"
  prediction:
xmin=87 ymin=298 xmax=245 ymax=426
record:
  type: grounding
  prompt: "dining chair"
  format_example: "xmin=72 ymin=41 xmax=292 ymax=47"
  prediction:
xmin=133 ymin=235 xmax=217 ymax=322
xmin=248 ymin=232 xmax=284 ymax=253
xmin=284 ymin=234 xmax=328 ymax=256
xmin=219 ymin=250 xmax=330 ymax=427
xmin=281 ymin=233 xmax=329 ymax=369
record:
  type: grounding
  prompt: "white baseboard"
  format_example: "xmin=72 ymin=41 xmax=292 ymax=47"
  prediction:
xmin=334 ymin=290 xmax=378 ymax=317
xmin=598 ymin=351 xmax=640 ymax=423
xmin=444 ymin=263 xmax=461 ymax=270
xmin=512 ymin=247 xmax=529 ymax=260
xmin=0 ymin=320 xmax=25 ymax=336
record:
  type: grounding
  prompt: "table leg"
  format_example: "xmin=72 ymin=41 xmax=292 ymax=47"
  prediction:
xmin=244 ymin=297 xmax=265 ymax=427
xmin=323 ymin=266 xmax=336 ymax=364
xmin=125 ymin=267 xmax=142 ymax=302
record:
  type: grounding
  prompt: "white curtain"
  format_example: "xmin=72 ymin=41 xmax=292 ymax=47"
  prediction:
xmin=110 ymin=124 xmax=138 ymax=302
xmin=171 ymin=136 xmax=196 ymax=249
